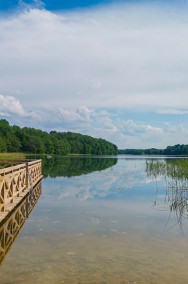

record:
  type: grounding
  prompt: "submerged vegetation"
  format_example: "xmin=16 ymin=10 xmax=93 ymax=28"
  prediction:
xmin=0 ymin=119 xmax=117 ymax=155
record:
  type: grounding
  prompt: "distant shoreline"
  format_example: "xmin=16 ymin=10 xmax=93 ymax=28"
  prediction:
xmin=118 ymin=144 xmax=188 ymax=156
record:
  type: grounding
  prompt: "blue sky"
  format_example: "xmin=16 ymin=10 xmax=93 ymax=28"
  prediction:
xmin=0 ymin=0 xmax=115 ymax=10
xmin=0 ymin=0 xmax=178 ymax=11
xmin=1 ymin=0 xmax=187 ymax=13
xmin=1 ymin=0 xmax=188 ymax=149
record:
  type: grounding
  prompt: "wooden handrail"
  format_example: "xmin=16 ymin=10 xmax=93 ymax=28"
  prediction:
xmin=0 ymin=160 xmax=43 ymax=219
xmin=0 ymin=163 xmax=26 ymax=175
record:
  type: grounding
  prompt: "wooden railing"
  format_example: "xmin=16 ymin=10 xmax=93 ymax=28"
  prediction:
xmin=0 ymin=181 xmax=42 ymax=264
xmin=0 ymin=160 xmax=43 ymax=219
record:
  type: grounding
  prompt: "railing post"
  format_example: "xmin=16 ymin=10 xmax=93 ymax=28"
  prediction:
xmin=0 ymin=173 xmax=5 ymax=212
xmin=26 ymin=162 xmax=29 ymax=189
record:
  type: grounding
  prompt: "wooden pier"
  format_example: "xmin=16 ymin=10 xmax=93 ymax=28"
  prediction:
xmin=0 ymin=159 xmax=43 ymax=223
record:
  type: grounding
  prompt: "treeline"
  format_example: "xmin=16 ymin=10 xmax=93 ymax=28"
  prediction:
xmin=119 ymin=144 xmax=188 ymax=156
xmin=0 ymin=119 xmax=117 ymax=155
xmin=118 ymin=148 xmax=163 ymax=155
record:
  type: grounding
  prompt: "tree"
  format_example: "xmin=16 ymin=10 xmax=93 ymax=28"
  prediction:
xmin=0 ymin=119 xmax=118 ymax=155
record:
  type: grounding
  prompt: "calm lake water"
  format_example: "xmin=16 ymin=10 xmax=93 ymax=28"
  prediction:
xmin=1 ymin=155 xmax=188 ymax=283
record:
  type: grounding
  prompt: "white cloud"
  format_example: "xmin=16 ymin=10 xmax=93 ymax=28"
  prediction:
xmin=118 ymin=120 xmax=188 ymax=149
xmin=58 ymin=106 xmax=93 ymax=127
xmin=0 ymin=95 xmax=26 ymax=117
xmin=157 ymin=109 xmax=188 ymax=115
xmin=1 ymin=94 xmax=188 ymax=148
xmin=0 ymin=4 xmax=188 ymax=110
xmin=1 ymin=3 xmax=188 ymax=148
xmin=121 ymin=119 xmax=163 ymax=137
xmin=0 ymin=94 xmax=45 ymax=123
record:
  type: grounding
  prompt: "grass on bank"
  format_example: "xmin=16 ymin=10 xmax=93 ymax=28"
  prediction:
xmin=0 ymin=153 xmax=95 ymax=161
xmin=0 ymin=153 xmax=26 ymax=160
xmin=0 ymin=153 xmax=27 ymax=168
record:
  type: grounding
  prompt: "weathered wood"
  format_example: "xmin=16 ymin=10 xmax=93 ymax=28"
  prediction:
xmin=0 ymin=160 xmax=43 ymax=221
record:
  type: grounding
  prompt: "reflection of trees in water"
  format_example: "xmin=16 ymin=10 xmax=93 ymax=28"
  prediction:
xmin=146 ymin=159 xmax=188 ymax=232
xmin=42 ymin=156 xmax=118 ymax=178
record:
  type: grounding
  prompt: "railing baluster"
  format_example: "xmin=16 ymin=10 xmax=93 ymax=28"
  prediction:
xmin=0 ymin=160 xmax=43 ymax=223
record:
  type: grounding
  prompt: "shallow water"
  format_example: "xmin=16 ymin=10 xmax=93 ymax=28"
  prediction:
xmin=1 ymin=156 xmax=188 ymax=283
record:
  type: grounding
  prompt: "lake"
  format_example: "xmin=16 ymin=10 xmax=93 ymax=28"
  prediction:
xmin=1 ymin=155 xmax=188 ymax=283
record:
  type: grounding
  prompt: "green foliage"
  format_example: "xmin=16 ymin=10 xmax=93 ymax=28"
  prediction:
xmin=0 ymin=136 xmax=7 ymax=152
xmin=118 ymin=148 xmax=163 ymax=155
xmin=119 ymin=145 xmax=188 ymax=156
xmin=0 ymin=119 xmax=117 ymax=155
xmin=163 ymin=144 xmax=188 ymax=155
